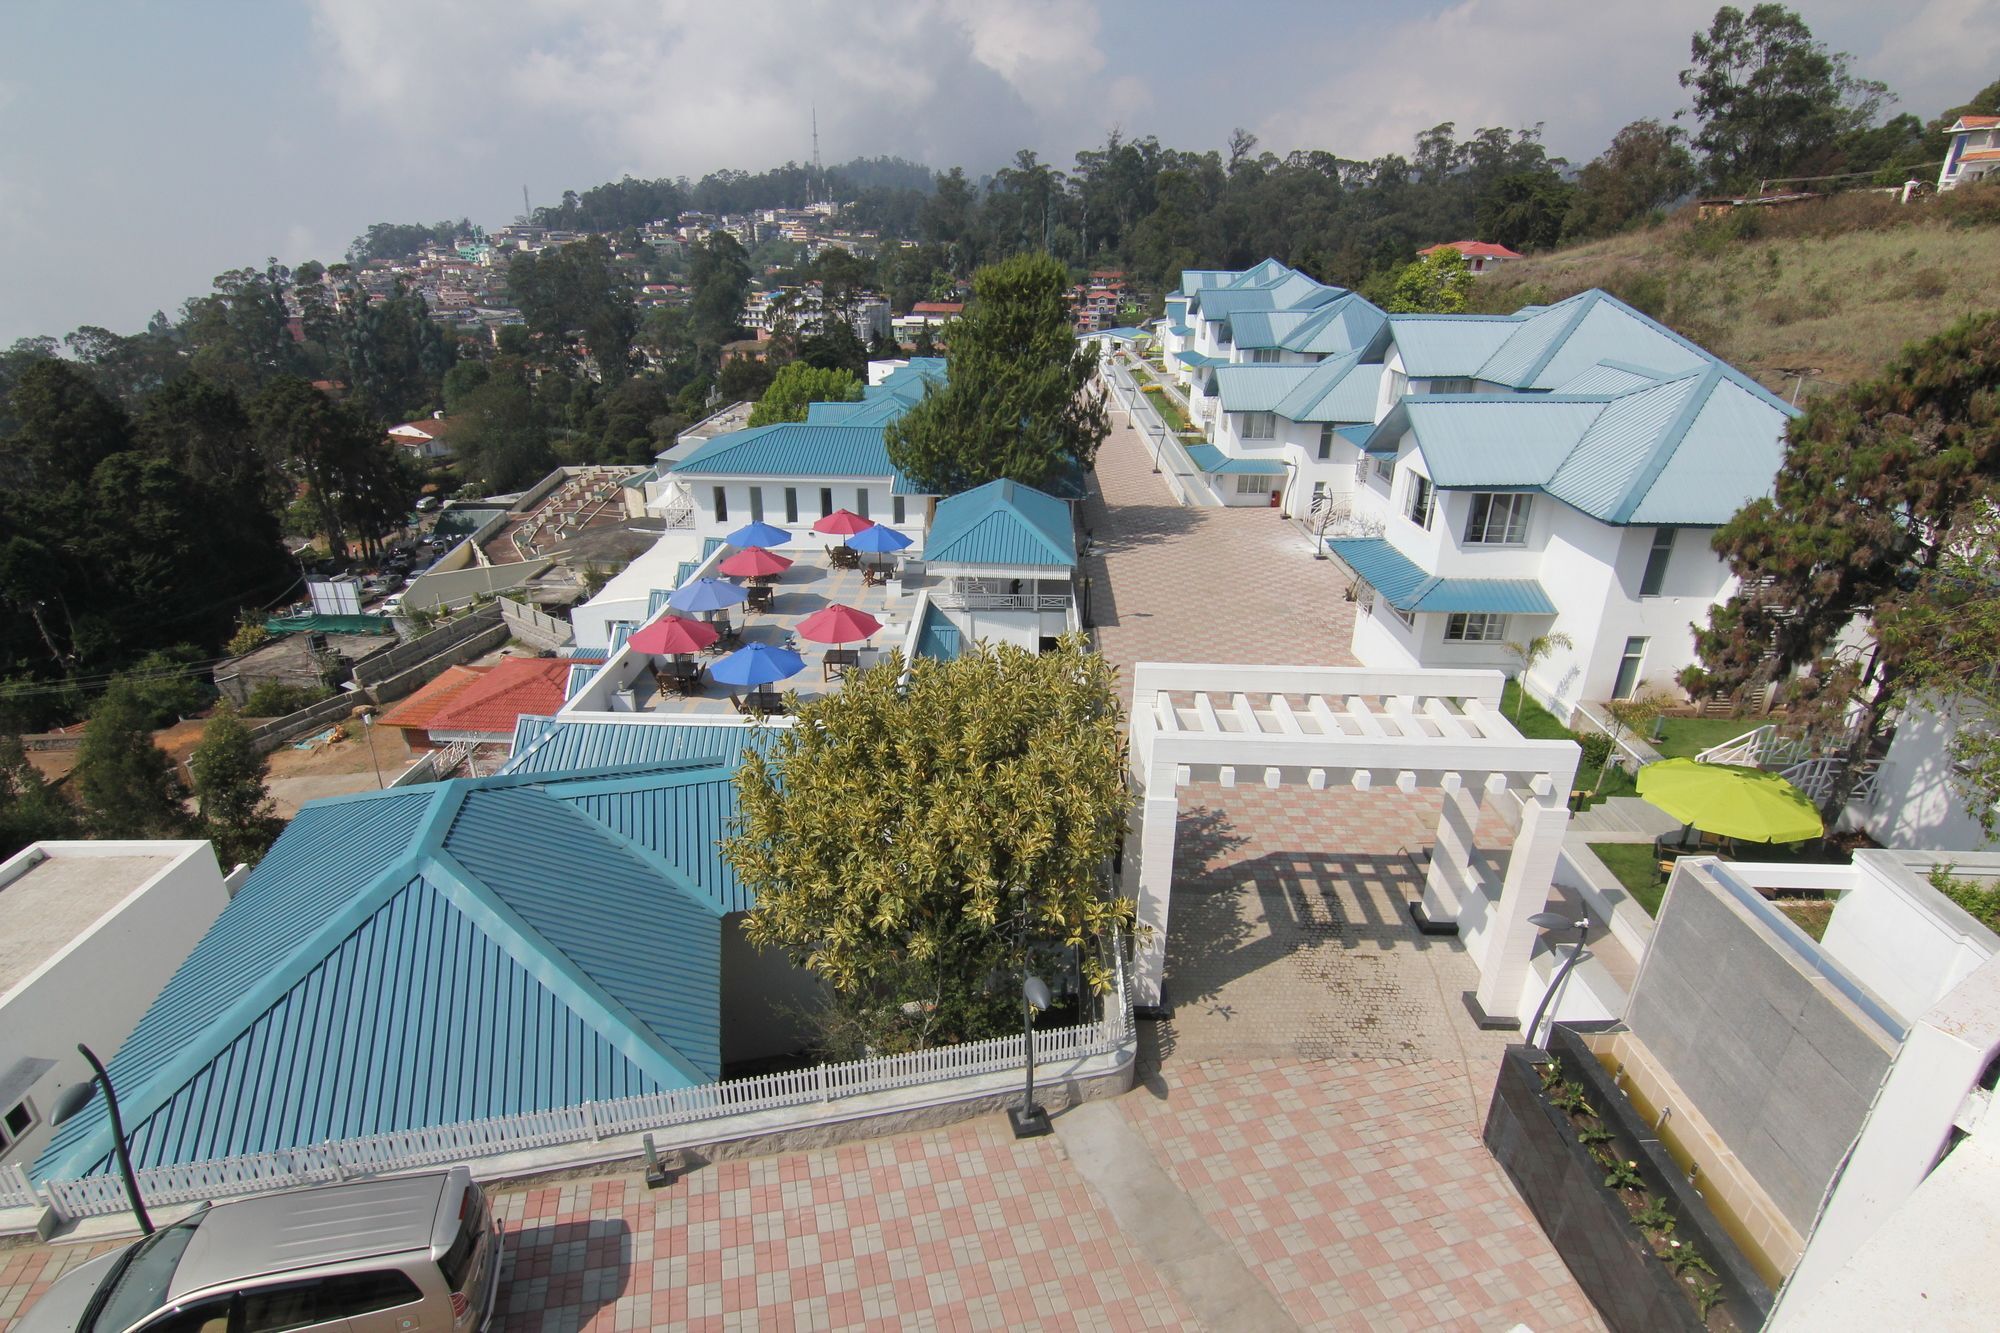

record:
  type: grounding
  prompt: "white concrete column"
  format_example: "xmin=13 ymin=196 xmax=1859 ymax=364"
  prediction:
xmin=1472 ymin=790 xmax=1571 ymax=1024
xmin=1132 ymin=790 xmax=1182 ymax=1008
xmin=1421 ymin=775 xmax=1484 ymax=925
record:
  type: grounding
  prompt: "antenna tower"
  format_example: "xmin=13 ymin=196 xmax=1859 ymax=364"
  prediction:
xmin=522 ymin=185 xmax=532 ymax=220
xmin=811 ymin=106 xmax=824 ymax=207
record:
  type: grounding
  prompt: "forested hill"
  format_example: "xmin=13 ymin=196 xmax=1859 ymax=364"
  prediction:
xmin=1466 ymin=186 xmax=2000 ymax=400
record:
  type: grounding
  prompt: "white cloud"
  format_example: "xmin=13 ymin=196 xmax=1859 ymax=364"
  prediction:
xmin=305 ymin=0 xmax=1116 ymax=179
xmin=1865 ymin=0 xmax=2000 ymax=113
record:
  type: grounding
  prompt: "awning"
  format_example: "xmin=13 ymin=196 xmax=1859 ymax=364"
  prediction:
xmin=1171 ymin=349 xmax=1226 ymax=369
xmin=1185 ymin=444 xmax=1284 ymax=475
xmin=1326 ymin=537 xmax=1556 ymax=615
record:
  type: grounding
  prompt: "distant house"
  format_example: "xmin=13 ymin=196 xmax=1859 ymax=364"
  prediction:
xmin=1417 ymin=240 xmax=1525 ymax=275
xmin=387 ymin=412 xmax=457 ymax=461
xmin=1938 ymin=115 xmax=2000 ymax=191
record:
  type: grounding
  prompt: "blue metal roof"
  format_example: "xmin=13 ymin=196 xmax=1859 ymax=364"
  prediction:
xmin=1271 ymin=353 xmax=1383 ymax=423
xmin=1210 ymin=364 xmax=1318 ymax=413
xmin=1166 ymin=323 xmax=1193 ymax=337
xmin=565 ymin=663 xmax=599 ymax=699
xmin=505 ymin=716 xmax=774 ymax=776
xmin=1381 ymin=315 xmax=1521 ymax=378
xmin=672 ymin=423 xmax=920 ymax=489
xmin=1171 ymin=349 xmax=1225 ymax=369
xmin=35 ymin=766 xmax=739 ymax=1182
xmin=922 ymin=479 xmax=1076 ymax=567
xmin=1183 ymin=443 xmax=1284 ymax=475
xmin=1326 ymin=538 xmax=1556 ymax=615
xmin=551 ymin=767 xmax=755 ymax=914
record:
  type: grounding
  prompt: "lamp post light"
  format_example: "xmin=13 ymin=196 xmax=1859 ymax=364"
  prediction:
xmin=49 ymin=1043 xmax=153 ymax=1235
xmin=358 ymin=706 xmax=383 ymax=789
xmin=1524 ymin=911 xmax=1591 ymax=1050
xmin=1008 ymin=975 xmax=1054 ymax=1139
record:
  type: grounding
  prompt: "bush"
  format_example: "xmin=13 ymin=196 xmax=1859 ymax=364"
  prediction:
xmin=1578 ymin=731 xmax=1614 ymax=767
xmin=242 ymin=681 xmax=334 ymax=718
xmin=116 ymin=647 xmax=215 ymax=728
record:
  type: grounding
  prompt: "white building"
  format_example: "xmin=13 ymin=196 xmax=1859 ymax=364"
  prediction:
xmin=0 ymin=841 xmax=233 ymax=1173
xmin=1330 ymin=291 xmax=1796 ymax=719
xmin=916 ymin=479 xmax=1081 ymax=658
xmin=1937 ymin=114 xmax=2000 ymax=191
xmin=1184 ymin=353 xmax=1384 ymax=511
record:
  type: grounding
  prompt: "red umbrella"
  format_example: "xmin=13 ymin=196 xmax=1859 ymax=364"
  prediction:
xmin=813 ymin=508 xmax=873 ymax=536
xmin=796 ymin=603 xmax=883 ymax=644
xmin=718 ymin=547 xmax=794 ymax=578
xmin=628 ymin=615 xmax=717 ymax=655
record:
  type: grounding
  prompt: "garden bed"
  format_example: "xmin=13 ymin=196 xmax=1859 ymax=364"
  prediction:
xmin=1484 ymin=1026 xmax=1772 ymax=1331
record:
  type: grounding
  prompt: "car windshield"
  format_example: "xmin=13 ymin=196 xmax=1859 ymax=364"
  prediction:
xmin=84 ymin=1220 xmax=202 ymax=1333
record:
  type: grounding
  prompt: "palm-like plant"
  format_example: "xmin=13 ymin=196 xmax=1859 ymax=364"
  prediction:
xmin=1504 ymin=630 xmax=1573 ymax=719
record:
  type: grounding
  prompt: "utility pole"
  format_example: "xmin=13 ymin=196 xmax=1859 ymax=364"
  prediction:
xmin=522 ymin=184 xmax=531 ymax=221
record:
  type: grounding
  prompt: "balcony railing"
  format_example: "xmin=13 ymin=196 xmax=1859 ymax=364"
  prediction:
xmin=929 ymin=591 xmax=1072 ymax=612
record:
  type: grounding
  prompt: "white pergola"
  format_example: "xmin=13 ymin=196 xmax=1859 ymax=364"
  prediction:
xmin=1126 ymin=663 xmax=1580 ymax=1026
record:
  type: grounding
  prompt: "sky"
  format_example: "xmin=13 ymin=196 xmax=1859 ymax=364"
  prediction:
xmin=2 ymin=0 xmax=1995 ymax=344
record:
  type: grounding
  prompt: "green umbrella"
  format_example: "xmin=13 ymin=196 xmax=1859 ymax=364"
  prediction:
xmin=1635 ymin=758 xmax=1823 ymax=844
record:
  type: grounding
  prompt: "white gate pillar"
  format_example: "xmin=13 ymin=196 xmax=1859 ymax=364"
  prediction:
xmin=1132 ymin=788 xmax=1181 ymax=1009
xmin=1469 ymin=788 xmax=1571 ymax=1027
xmin=1416 ymin=774 xmax=1484 ymax=932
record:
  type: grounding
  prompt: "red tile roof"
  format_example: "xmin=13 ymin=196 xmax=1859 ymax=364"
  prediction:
xmin=1958 ymin=148 xmax=2000 ymax=163
xmin=1419 ymin=240 xmax=1525 ymax=260
xmin=377 ymin=665 xmax=491 ymax=732
xmin=911 ymin=302 xmax=964 ymax=315
xmin=1953 ymin=115 xmax=2000 ymax=130
xmin=425 ymin=656 xmax=601 ymax=739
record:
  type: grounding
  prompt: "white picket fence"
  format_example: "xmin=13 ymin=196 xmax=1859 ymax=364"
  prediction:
xmin=32 ymin=951 xmax=1133 ymax=1222
xmin=1696 ymin=724 xmax=1883 ymax=809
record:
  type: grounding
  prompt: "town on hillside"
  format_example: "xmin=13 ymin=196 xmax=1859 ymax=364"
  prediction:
xmin=3 ymin=5 xmax=2000 ymax=1330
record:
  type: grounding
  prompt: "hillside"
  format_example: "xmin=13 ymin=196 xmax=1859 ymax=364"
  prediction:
xmin=1468 ymin=188 xmax=2000 ymax=402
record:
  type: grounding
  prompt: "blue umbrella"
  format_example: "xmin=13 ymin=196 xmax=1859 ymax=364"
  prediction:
xmin=847 ymin=523 xmax=913 ymax=554
xmin=668 ymin=578 xmax=746 ymax=613
xmin=726 ymin=520 xmax=790 ymax=548
xmin=709 ymin=642 xmax=805 ymax=687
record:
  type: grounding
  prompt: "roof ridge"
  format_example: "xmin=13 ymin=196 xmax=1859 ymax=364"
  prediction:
xmin=1501 ymin=290 xmax=1601 ymax=383
xmin=1607 ymin=362 xmax=1727 ymax=524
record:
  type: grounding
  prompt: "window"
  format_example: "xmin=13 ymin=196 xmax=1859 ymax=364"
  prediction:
xmin=748 ymin=486 xmax=764 ymax=522
xmin=784 ymin=487 xmax=799 ymax=524
xmin=711 ymin=486 xmax=727 ymax=524
xmin=1317 ymin=423 xmax=1337 ymax=461
xmin=1463 ymin=492 xmax=1532 ymax=545
xmin=1310 ymin=481 xmax=1327 ymax=510
xmin=137 ymin=1297 xmax=233 ymax=1333
xmin=1613 ymin=636 xmax=1649 ymax=700
xmin=1241 ymin=411 xmax=1276 ymax=440
xmin=1235 ymin=473 xmax=1275 ymax=497
xmin=1388 ymin=369 xmax=1408 ymax=400
xmin=1640 ymin=526 xmax=1675 ymax=596
xmin=237 ymin=1271 xmax=425 ymax=1332
xmin=0 ymin=1099 xmax=33 ymax=1150
xmin=1373 ymin=455 xmax=1395 ymax=484
xmin=855 ymin=488 xmax=870 ymax=519
xmin=892 ymin=495 xmax=905 ymax=525
xmin=1405 ymin=473 xmax=1434 ymax=529
xmin=1385 ymin=602 xmax=1415 ymax=629
xmin=1251 ymin=348 xmax=1281 ymax=363
xmin=1445 ymin=612 xmax=1508 ymax=642
xmin=440 ymin=1184 xmax=489 ymax=1293
xmin=819 ymin=487 xmax=833 ymax=519
xmin=1424 ymin=377 xmax=1480 ymax=395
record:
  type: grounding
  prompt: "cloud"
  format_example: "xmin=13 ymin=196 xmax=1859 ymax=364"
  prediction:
xmin=1867 ymin=0 xmax=2000 ymax=113
xmin=305 ymin=0 xmax=1117 ymax=179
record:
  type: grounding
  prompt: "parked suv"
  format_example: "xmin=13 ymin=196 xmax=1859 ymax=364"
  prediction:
xmin=17 ymin=1168 xmax=501 ymax=1333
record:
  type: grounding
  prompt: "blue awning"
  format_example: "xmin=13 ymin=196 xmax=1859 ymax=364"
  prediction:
xmin=1325 ymin=538 xmax=1556 ymax=615
xmin=1171 ymin=349 xmax=1225 ymax=369
xmin=1185 ymin=444 xmax=1285 ymax=475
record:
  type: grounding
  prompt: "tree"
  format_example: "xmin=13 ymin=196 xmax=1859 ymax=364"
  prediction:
xmin=250 ymin=377 xmax=412 ymax=558
xmin=1687 ymin=310 xmax=2000 ymax=825
xmin=0 ymin=733 xmax=79 ymax=860
xmin=796 ymin=316 xmax=869 ymax=380
xmin=508 ymin=238 xmax=636 ymax=378
xmin=688 ymin=232 xmax=752 ymax=355
xmin=731 ymin=639 xmax=1133 ymax=1056
xmin=1475 ymin=171 xmax=1575 ymax=252
xmin=73 ymin=680 xmax=187 ymax=838
xmin=748 ymin=362 xmax=863 ymax=428
xmin=1503 ymin=631 xmax=1574 ymax=719
xmin=885 ymin=253 xmax=1107 ymax=496
xmin=1564 ymin=120 xmax=1700 ymax=241
xmin=1384 ymin=247 xmax=1474 ymax=314
xmin=448 ymin=369 xmax=554 ymax=491
xmin=188 ymin=702 xmax=282 ymax=868
xmin=1678 ymin=4 xmax=1889 ymax=191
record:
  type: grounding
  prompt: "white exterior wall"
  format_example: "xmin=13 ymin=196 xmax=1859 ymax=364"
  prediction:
xmin=684 ymin=477 xmax=925 ymax=544
xmin=1939 ymin=127 xmax=2000 ymax=190
xmin=0 ymin=842 xmax=230 ymax=1172
xmin=1868 ymin=697 xmax=1998 ymax=852
xmin=1346 ymin=433 xmax=1733 ymax=717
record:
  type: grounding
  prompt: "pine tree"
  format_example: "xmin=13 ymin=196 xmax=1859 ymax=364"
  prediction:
xmin=0 ymin=733 xmax=80 ymax=859
xmin=188 ymin=702 xmax=282 ymax=868
xmin=74 ymin=680 xmax=190 ymax=839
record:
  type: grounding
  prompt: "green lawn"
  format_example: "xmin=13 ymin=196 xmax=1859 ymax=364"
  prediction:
xmin=1650 ymin=715 xmax=1764 ymax=760
xmin=1143 ymin=388 xmax=1200 ymax=437
xmin=1588 ymin=842 xmax=1666 ymax=916
xmin=1499 ymin=681 xmax=1635 ymax=809
xmin=1776 ymin=899 xmax=1834 ymax=940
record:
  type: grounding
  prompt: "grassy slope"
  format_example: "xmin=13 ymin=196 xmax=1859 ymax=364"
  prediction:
xmin=1470 ymin=190 xmax=2000 ymax=398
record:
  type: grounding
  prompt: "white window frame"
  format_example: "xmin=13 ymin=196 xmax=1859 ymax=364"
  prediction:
xmin=1251 ymin=348 xmax=1281 ymax=363
xmin=1463 ymin=492 xmax=1532 ymax=545
xmin=1241 ymin=411 xmax=1276 ymax=440
xmin=1317 ymin=423 xmax=1336 ymax=461
xmin=1385 ymin=602 xmax=1415 ymax=629
xmin=1405 ymin=473 xmax=1435 ymax=530
xmin=1640 ymin=526 xmax=1675 ymax=596
xmin=1234 ymin=473 xmax=1275 ymax=496
xmin=1444 ymin=612 xmax=1509 ymax=642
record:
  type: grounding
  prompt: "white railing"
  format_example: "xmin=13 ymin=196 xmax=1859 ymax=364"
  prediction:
xmin=930 ymin=592 xmax=1072 ymax=612
xmin=33 ymin=945 xmax=1132 ymax=1221
xmin=1780 ymin=756 xmax=1884 ymax=808
xmin=0 ymin=1162 xmax=36 ymax=1211
xmin=388 ymin=739 xmax=472 ymax=787
xmin=1695 ymin=723 xmax=1820 ymax=771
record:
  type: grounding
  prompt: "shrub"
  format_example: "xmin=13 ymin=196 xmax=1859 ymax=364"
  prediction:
xmin=242 ymin=681 xmax=334 ymax=717
xmin=1578 ymin=732 xmax=1614 ymax=767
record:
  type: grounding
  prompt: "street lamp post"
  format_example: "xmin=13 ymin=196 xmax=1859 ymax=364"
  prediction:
xmin=358 ymin=706 xmax=383 ymax=789
xmin=1524 ymin=911 xmax=1591 ymax=1049
xmin=1008 ymin=976 xmax=1054 ymax=1139
xmin=49 ymin=1043 xmax=153 ymax=1235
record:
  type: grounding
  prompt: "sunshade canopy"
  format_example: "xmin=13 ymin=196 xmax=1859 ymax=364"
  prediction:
xmin=847 ymin=523 xmax=914 ymax=553
xmin=627 ymin=615 xmax=716 ymax=655
xmin=708 ymin=642 xmax=806 ymax=687
xmin=667 ymin=578 xmax=746 ymax=613
xmin=795 ymin=603 xmax=883 ymax=644
xmin=1636 ymin=758 xmax=1823 ymax=843
xmin=725 ymin=520 xmax=790 ymax=548
xmin=813 ymin=508 xmax=872 ymax=536
xmin=718 ymin=548 xmax=794 ymax=578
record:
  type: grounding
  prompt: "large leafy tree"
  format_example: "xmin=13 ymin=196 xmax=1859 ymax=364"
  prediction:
xmin=747 ymin=362 xmax=863 ymax=428
xmin=189 ymin=702 xmax=282 ymax=868
xmin=688 ymin=231 xmax=752 ymax=356
xmin=508 ymin=238 xmax=636 ymax=379
xmin=1678 ymin=4 xmax=1889 ymax=191
xmin=250 ymin=377 xmax=412 ymax=558
xmin=1563 ymin=120 xmax=1701 ymax=241
xmin=1383 ymin=247 xmax=1474 ymax=314
xmin=885 ymin=252 xmax=1107 ymax=496
xmin=0 ymin=733 xmax=79 ymax=859
xmin=1687 ymin=310 xmax=2000 ymax=824
xmin=449 ymin=367 xmax=555 ymax=491
xmin=731 ymin=640 xmax=1133 ymax=1056
xmin=74 ymin=680 xmax=189 ymax=839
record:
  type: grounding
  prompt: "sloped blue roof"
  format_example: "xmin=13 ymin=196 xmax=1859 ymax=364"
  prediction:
xmin=1326 ymin=538 xmax=1556 ymax=615
xmin=1271 ymin=353 xmax=1383 ymax=424
xmin=1166 ymin=324 xmax=1193 ymax=337
xmin=1171 ymin=349 xmax=1226 ymax=369
xmin=1087 ymin=326 xmax=1149 ymax=342
xmin=1555 ymin=359 xmax=1666 ymax=395
xmin=923 ymin=479 xmax=1076 ymax=567
xmin=1184 ymin=444 xmax=1285 ymax=475
xmin=505 ymin=717 xmax=773 ymax=775
xmin=550 ymin=767 xmax=754 ymax=914
xmin=1381 ymin=315 xmax=1521 ymax=378
xmin=35 ymin=764 xmax=742 ymax=1182
xmin=672 ymin=423 xmax=921 ymax=489
xmin=1210 ymin=364 xmax=1318 ymax=412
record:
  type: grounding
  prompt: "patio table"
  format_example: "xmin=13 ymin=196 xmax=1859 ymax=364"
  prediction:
xmin=822 ymin=647 xmax=860 ymax=680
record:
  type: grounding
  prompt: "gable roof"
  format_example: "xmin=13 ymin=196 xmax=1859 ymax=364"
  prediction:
xmin=671 ymin=359 xmax=944 ymax=488
xmin=377 ymin=664 xmax=490 ymax=732
xmin=506 ymin=716 xmax=775 ymax=776
xmin=35 ymin=761 xmax=742 ymax=1181
xmin=1949 ymin=115 xmax=2000 ymax=131
xmin=1420 ymin=240 xmax=1524 ymax=260
xmin=1275 ymin=353 xmax=1384 ymax=423
xmin=427 ymin=656 xmax=593 ymax=739
xmin=922 ymin=479 xmax=1076 ymax=567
